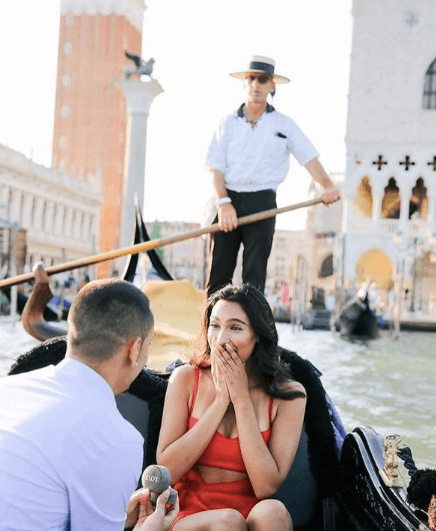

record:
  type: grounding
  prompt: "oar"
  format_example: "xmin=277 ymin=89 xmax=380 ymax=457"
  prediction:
xmin=0 ymin=197 xmax=323 ymax=289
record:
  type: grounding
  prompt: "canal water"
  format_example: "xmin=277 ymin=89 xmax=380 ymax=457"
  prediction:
xmin=0 ymin=318 xmax=434 ymax=469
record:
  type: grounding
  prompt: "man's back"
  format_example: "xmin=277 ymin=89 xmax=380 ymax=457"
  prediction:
xmin=0 ymin=358 xmax=143 ymax=531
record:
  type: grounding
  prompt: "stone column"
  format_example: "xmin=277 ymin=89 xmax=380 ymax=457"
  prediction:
xmin=399 ymin=190 xmax=410 ymax=236
xmin=22 ymin=194 xmax=34 ymax=230
xmin=427 ymin=190 xmax=436 ymax=235
xmin=54 ymin=203 xmax=65 ymax=236
xmin=116 ymin=79 xmax=164 ymax=251
xmin=10 ymin=189 xmax=22 ymax=224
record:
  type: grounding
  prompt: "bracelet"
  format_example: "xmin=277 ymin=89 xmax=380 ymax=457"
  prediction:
xmin=215 ymin=197 xmax=232 ymax=207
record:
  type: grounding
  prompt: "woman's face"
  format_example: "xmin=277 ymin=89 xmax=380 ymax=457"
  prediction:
xmin=207 ymin=300 xmax=258 ymax=363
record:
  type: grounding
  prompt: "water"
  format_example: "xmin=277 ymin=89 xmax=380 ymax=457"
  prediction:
xmin=1 ymin=317 xmax=434 ymax=469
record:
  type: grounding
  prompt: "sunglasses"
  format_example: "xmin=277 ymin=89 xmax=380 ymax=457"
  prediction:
xmin=246 ymin=74 xmax=272 ymax=84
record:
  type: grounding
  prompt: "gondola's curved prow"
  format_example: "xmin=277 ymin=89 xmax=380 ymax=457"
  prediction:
xmin=134 ymin=201 xmax=173 ymax=282
xmin=335 ymin=426 xmax=432 ymax=530
xmin=21 ymin=264 xmax=69 ymax=341
xmin=12 ymin=201 xmax=172 ymax=342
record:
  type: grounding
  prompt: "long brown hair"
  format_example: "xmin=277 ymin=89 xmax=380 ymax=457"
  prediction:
xmin=191 ymin=284 xmax=305 ymax=401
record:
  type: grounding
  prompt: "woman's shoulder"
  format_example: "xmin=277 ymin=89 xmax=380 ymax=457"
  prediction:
xmin=168 ymin=363 xmax=209 ymax=384
xmin=169 ymin=362 xmax=196 ymax=381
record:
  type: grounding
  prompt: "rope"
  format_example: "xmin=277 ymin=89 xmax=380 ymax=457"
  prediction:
xmin=398 ymin=445 xmax=418 ymax=478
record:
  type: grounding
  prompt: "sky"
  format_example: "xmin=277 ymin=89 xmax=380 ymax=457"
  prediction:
xmin=0 ymin=0 xmax=353 ymax=230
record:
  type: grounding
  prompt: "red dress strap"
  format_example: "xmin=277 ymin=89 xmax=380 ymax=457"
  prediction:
xmin=188 ymin=366 xmax=200 ymax=417
xmin=268 ymin=396 xmax=274 ymax=425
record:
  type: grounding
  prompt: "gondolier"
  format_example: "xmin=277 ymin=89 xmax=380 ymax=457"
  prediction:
xmin=205 ymin=55 xmax=341 ymax=296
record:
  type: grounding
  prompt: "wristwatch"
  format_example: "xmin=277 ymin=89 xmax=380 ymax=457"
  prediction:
xmin=215 ymin=197 xmax=232 ymax=207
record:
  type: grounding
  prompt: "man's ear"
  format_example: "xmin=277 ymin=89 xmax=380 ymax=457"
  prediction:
xmin=126 ymin=337 xmax=142 ymax=367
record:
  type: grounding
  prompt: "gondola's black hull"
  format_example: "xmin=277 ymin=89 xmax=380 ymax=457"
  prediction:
xmin=335 ymin=426 xmax=429 ymax=530
xmin=7 ymin=338 xmax=431 ymax=531
xmin=334 ymin=295 xmax=379 ymax=340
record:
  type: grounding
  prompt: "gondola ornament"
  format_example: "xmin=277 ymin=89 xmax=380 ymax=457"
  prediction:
xmin=379 ymin=434 xmax=405 ymax=488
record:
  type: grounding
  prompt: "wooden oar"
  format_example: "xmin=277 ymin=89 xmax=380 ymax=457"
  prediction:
xmin=0 ymin=197 xmax=323 ymax=289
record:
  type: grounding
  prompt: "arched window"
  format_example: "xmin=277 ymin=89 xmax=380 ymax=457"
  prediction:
xmin=381 ymin=177 xmax=400 ymax=219
xmin=423 ymin=59 xmax=436 ymax=109
xmin=354 ymin=176 xmax=373 ymax=218
xmin=409 ymin=177 xmax=428 ymax=220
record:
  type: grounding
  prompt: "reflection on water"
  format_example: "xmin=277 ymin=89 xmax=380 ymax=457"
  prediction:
xmin=0 ymin=317 xmax=434 ymax=468
xmin=277 ymin=323 xmax=436 ymax=468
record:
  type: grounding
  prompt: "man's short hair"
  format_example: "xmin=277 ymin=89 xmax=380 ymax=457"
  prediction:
xmin=68 ymin=279 xmax=154 ymax=361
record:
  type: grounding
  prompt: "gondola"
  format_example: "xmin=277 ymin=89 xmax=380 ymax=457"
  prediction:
xmin=5 ymin=213 xmax=435 ymax=531
xmin=6 ymin=321 xmax=434 ymax=531
xmin=333 ymin=289 xmax=379 ymax=340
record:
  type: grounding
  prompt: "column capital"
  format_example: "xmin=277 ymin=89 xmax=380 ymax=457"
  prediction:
xmin=116 ymin=79 xmax=164 ymax=115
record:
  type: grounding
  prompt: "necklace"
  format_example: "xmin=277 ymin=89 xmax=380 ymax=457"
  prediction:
xmin=243 ymin=106 xmax=264 ymax=128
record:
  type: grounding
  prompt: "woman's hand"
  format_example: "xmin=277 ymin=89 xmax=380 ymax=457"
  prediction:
xmin=215 ymin=342 xmax=250 ymax=405
xmin=210 ymin=344 xmax=231 ymax=404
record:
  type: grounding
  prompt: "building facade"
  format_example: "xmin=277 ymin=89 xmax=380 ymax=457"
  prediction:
xmin=341 ymin=0 xmax=436 ymax=315
xmin=0 ymin=144 xmax=101 ymax=276
xmin=52 ymin=0 xmax=145 ymax=277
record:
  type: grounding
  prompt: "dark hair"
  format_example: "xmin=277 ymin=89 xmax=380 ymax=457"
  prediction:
xmin=192 ymin=284 xmax=305 ymax=400
xmin=68 ymin=279 xmax=154 ymax=361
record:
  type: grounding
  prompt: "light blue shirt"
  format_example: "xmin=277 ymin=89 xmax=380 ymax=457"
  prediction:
xmin=0 ymin=358 xmax=143 ymax=531
xmin=206 ymin=104 xmax=319 ymax=193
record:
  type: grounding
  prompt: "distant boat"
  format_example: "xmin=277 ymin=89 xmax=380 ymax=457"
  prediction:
xmin=333 ymin=289 xmax=379 ymax=340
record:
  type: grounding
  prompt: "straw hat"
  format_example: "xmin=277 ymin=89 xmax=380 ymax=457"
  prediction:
xmin=230 ymin=55 xmax=290 ymax=84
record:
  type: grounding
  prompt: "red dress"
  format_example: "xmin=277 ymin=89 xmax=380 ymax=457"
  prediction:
xmin=171 ymin=367 xmax=273 ymax=527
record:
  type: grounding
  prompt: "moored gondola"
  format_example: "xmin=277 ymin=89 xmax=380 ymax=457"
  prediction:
xmin=333 ymin=289 xmax=379 ymax=340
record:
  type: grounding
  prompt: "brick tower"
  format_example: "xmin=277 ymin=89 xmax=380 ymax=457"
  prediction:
xmin=52 ymin=0 xmax=146 ymax=277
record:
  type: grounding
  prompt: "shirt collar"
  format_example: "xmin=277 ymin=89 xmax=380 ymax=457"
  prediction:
xmin=236 ymin=103 xmax=275 ymax=118
xmin=56 ymin=357 xmax=116 ymax=404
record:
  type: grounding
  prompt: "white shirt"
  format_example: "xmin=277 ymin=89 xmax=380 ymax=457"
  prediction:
xmin=0 ymin=358 xmax=143 ymax=531
xmin=206 ymin=104 xmax=319 ymax=192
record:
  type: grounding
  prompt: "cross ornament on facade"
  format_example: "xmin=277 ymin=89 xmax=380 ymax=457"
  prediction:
xmin=372 ymin=155 xmax=388 ymax=170
xmin=399 ymin=155 xmax=416 ymax=171
xmin=427 ymin=156 xmax=436 ymax=171
xmin=405 ymin=11 xmax=419 ymax=28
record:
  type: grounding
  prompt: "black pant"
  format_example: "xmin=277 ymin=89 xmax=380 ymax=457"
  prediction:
xmin=206 ymin=189 xmax=276 ymax=297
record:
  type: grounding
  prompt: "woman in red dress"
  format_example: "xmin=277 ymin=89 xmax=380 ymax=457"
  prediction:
xmin=156 ymin=284 xmax=306 ymax=530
